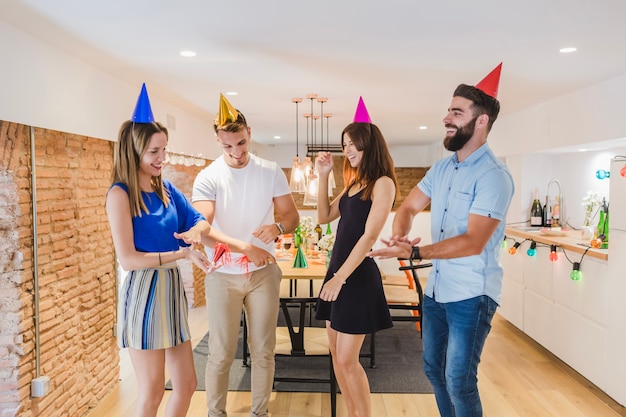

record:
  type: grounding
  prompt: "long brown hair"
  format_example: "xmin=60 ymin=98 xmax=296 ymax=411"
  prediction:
xmin=341 ymin=122 xmax=398 ymax=201
xmin=111 ymin=120 xmax=170 ymax=217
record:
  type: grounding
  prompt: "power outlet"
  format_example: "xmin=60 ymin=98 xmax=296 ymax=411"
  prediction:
xmin=31 ymin=376 xmax=50 ymax=398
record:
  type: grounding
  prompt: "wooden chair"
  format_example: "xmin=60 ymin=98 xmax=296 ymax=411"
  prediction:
xmin=274 ymin=297 xmax=337 ymax=417
xmin=383 ymin=258 xmax=431 ymax=333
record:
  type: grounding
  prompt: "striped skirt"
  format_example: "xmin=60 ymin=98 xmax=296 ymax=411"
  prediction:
xmin=118 ymin=263 xmax=191 ymax=350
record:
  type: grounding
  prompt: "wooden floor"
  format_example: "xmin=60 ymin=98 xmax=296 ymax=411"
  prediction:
xmin=86 ymin=280 xmax=626 ymax=417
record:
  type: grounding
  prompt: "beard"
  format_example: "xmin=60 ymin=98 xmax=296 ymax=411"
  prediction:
xmin=443 ymin=116 xmax=477 ymax=151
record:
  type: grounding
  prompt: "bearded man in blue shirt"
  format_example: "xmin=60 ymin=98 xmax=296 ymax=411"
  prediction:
xmin=368 ymin=64 xmax=514 ymax=417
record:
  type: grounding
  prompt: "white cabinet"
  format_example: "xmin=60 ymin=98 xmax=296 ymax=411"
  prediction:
xmin=500 ymin=242 xmax=613 ymax=402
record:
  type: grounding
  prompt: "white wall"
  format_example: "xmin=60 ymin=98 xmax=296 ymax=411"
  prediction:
xmin=0 ymin=18 xmax=220 ymax=158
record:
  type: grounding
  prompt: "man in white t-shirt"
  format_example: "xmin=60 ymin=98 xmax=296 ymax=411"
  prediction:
xmin=192 ymin=94 xmax=299 ymax=417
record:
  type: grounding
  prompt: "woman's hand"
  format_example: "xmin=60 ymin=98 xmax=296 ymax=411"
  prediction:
xmin=315 ymin=152 xmax=333 ymax=176
xmin=186 ymin=247 xmax=221 ymax=273
xmin=319 ymin=274 xmax=345 ymax=302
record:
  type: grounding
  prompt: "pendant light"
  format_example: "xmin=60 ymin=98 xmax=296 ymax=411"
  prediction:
xmin=303 ymin=94 xmax=319 ymax=206
xmin=324 ymin=112 xmax=336 ymax=194
xmin=289 ymin=98 xmax=306 ymax=193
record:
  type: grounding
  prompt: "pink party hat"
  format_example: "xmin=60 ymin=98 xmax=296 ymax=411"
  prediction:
xmin=353 ymin=96 xmax=372 ymax=123
xmin=131 ymin=83 xmax=155 ymax=123
xmin=475 ymin=63 xmax=502 ymax=99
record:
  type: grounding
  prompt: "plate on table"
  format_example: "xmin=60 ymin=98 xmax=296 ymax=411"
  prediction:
xmin=539 ymin=228 xmax=567 ymax=237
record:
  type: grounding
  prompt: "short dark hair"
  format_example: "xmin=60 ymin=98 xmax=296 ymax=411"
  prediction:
xmin=453 ymin=84 xmax=500 ymax=132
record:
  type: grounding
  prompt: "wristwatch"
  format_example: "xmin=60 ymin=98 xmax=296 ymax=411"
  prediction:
xmin=410 ymin=245 xmax=421 ymax=261
xmin=274 ymin=222 xmax=286 ymax=235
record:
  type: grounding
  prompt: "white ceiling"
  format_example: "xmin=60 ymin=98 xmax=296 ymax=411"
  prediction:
xmin=4 ymin=0 xmax=626 ymax=148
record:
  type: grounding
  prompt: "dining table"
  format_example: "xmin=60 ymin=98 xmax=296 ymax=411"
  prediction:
xmin=277 ymin=259 xmax=327 ymax=296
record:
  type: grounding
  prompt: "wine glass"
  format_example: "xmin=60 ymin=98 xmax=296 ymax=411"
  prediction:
xmin=282 ymin=236 xmax=292 ymax=252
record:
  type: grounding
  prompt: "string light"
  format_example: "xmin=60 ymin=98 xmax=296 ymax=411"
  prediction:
xmin=504 ymin=237 xmax=590 ymax=281
xmin=501 ymin=236 xmax=508 ymax=249
xmin=570 ymin=262 xmax=582 ymax=281
xmin=508 ymin=242 xmax=521 ymax=255
xmin=595 ymin=169 xmax=610 ymax=180
xmin=549 ymin=245 xmax=558 ymax=261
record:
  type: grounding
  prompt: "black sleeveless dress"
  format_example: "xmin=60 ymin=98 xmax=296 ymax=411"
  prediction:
xmin=315 ymin=189 xmax=393 ymax=334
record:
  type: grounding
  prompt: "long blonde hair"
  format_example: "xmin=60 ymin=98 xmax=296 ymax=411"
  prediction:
xmin=111 ymin=120 xmax=170 ymax=217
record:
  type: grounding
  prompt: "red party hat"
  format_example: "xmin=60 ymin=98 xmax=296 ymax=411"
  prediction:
xmin=475 ymin=63 xmax=502 ymax=98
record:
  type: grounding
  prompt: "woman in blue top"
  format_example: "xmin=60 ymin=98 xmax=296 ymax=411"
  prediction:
xmin=106 ymin=85 xmax=223 ymax=417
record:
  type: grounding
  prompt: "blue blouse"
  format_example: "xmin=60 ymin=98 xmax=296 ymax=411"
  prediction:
xmin=112 ymin=180 xmax=205 ymax=252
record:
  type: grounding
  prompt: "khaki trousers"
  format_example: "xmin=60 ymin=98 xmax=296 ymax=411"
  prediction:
xmin=205 ymin=263 xmax=281 ymax=417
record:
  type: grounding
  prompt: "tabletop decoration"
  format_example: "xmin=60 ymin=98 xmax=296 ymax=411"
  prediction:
xmin=581 ymin=191 xmax=601 ymax=239
xmin=291 ymin=246 xmax=308 ymax=268
xmin=317 ymin=232 xmax=335 ymax=269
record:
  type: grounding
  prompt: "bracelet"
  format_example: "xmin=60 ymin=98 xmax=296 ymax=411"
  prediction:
xmin=410 ymin=245 xmax=421 ymax=261
xmin=158 ymin=252 xmax=162 ymax=266
xmin=275 ymin=222 xmax=286 ymax=235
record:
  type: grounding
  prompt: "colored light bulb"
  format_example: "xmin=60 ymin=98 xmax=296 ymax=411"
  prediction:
xmin=621 ymin=164 xmax=626 ymax=178
xmin=526 ymin=241 xmax=537 ymax=256
xmin=595 ymin=169 xmax=610 ymax=180
xmin=570 ymin=262 xmax=582 ymax=281
xmin=501 ymin=239 xmax=507 ymax=249
xmin=590 ymin=238 xmax=603 ymax=248
xmin=508 ymin=242 xmax=521 ymax=255
xmin=549 ymin=245 xmax=558 ymax=261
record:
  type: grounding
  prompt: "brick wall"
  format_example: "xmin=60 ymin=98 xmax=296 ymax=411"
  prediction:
xmin=0 ymin=122 xmax=117 ymax=417
xmin=162 ymin=163 xmax=208 ymax=307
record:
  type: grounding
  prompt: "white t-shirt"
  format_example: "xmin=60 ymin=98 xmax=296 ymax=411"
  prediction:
xmin=192 ymin=153 xmax=291 ymax=274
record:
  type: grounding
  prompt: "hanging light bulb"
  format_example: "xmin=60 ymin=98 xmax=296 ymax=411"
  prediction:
xmin=303 ymin=95 xmax=319 ymax=206
xmin=501 ymin=236 xmax=507 ymax=249
xmin=549 ymin=245 xmax=558 ymax=261
xmin=570 ymin=262 xmax=582 ymax=281
xmin=324 ymin=112 xmax=336 ymax=194
xmin=595 ymin=169 xmax=610 ymax=180
xmin=289 ymin=98 xmax=306 ymax=193
xmin=621 ymin=164 xmax=626 ymax=178
xmin=526 ymin=241 xmax=537 ymax=256
xmin=508 ymin=241 xmax=521 ymax=255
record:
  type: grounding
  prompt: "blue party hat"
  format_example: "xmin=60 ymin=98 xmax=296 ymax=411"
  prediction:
xmin=131 ymin=83 xmax=155 ymax=123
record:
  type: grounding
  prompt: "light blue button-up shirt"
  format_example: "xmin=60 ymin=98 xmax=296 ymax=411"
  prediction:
xmin=417 ymin=144 xmax=514 ymax=304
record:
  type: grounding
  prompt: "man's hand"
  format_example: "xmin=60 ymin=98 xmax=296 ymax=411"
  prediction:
xmin=252 ymin=224 xmax=280 ymax=245
xmin=367 ymin=235 xmax=421 ymax=259
xmin=244 ymin=244 xmax=276 ymax=267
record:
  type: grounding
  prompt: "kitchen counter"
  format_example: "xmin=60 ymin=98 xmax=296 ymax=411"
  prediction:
xmin=505 ymin=226 xmax=608 ymax=261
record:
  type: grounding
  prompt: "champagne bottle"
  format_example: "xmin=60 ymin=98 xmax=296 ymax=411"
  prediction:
xmin=551 ymin=196 xmax=561 ymax=228
xmin=542 ymin=196 xmax=550 ymax=227
xmin=314 ymin=223 xmax=322 ymax=242
xmin=530 ymin=188 xmax=543 ymax=227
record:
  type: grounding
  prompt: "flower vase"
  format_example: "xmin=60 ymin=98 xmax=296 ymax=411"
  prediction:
xmin=325 ymin=250 xmax=332 ymax=269
xmin=581 ymin=213 xmax=595 ymax=240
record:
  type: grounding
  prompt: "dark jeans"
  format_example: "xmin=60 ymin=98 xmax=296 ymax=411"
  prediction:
xmin=422 ymin=295 xmax=497 ymax=417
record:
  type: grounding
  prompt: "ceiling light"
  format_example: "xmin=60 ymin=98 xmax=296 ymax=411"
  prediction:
xmin=419 ymin=126 xmax=427 ymax=130
xmin=226 ymin=92 xmax=238 ymax=96
xmin=559 ymin=47 xmax=577 ymax=54
xmin=274 ymin=136 xmax=281 ymax=140
xmin=180 ymin=50 xmax=197 ymax=57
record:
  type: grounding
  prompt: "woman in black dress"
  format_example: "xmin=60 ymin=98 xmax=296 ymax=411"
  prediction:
xmin=315 ymin=97 xmax=398 ymax=417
